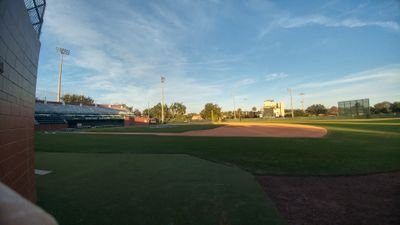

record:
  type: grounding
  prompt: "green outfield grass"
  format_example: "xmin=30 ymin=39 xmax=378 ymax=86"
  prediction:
xmin=36 ymin=153 xmax=284 ymax=225
xmin=35 ymin=118 xmax=400 ymax=225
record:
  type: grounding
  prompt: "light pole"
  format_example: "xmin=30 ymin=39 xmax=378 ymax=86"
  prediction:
xmin=300 ymin=93 xmax=305 ymax=112
xmin=241 ymin=97 xmax=247 ymax=120
xmin=56 ymin=47 xmax=70 ymax=102
xmin=161 ymin=76 xmax=165 ymax=124
xmin=288 ymin=88 xmax=294 ymax=118
xmin=231 ymin=91 xmax=236 ymax=119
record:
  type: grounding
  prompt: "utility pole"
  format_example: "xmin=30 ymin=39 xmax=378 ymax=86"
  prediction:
xmin=147 ymin=101 xmax=150 ymax=120
xmin=56 ymin=47 xmax=70 ymax=102
xmin=300 ymin=93 xmax=305 ymax=112
xmin=161 ymin=76 xmax=165 ymax=124
xmin=288 ymin=88 xmax=294 ymax=118
xmin=231 ymin=92 xmax=236 ymax=119
xmin=241 ymin=97 xmax=247 ymax=121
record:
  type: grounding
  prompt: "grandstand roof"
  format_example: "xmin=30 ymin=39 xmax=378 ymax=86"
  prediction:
xmin=24 ymin=0 xmax=46 ymax=38
xmin=35 ymin=102 xmax=126 ymax=115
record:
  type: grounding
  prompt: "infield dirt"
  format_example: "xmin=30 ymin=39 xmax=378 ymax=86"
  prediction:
xmin=80 ymin=123 xmax=327 ymax=138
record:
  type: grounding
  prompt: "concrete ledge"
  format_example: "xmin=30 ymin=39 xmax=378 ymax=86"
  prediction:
xmin=0 ymin=182 xmax=58 ymax=225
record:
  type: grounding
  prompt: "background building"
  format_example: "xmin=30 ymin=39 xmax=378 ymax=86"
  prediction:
xmin=263 ymin=100 xmax=285 ymax=118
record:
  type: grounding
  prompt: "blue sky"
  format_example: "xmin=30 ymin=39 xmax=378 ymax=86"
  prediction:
xmin=36 ymin=0 xmax=400 ymax=113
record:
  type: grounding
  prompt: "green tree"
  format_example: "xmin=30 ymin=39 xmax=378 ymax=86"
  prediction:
xmin=306 ymin=104 xmax=327 ymax=116
xmin=200 ymin=103 xmax=222 ymax=121
xmin=61 ymin=94 xmax=94 ymax=104
xmin=293 ymin=109 xmax=306 ymax=117
xmin=148 ymin=103 xmax=171 ymax=121
xmin=142 ymin=109 xmax=149 ymax=117
xmin=369 ymin=106 xmax=376 ymax=114
xmin=327 ymin=106 xmax=338 ymax=116
xmin=390 ymin=102 xmax=400 ymax=113
xmin=170 ymin=102 xmax=187 ymax=120
xmin=133 ymin=109 xmax=141 ymax=117
xmin=374 ymin=101 xmax=392 ymax=114
xmin=222 ymin=111 xmax=234 ymax=119
xmin=237 ymin=108 xmax=243 ymax=119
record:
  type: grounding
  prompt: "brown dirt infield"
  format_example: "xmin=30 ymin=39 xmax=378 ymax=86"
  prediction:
xmin=80 ymin=123 xmax=327 ymax=138
xmin=257 ymin=172 xmax=400 ymax=225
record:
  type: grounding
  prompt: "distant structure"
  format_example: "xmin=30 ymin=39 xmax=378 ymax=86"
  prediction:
xmin=263 ymin=100 xmax=285 ymax=118
xmin=338 ymin=98 xmax=370 ymax=117
xmin=191 ymin=114 xmax=204 ymax=121
xmin=98 ymin=104 xmax=132 ymax=111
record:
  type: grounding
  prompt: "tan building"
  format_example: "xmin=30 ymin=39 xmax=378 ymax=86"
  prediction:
xmin=263 ymin=100 xmax=285 ymax=118
xmin=191 ymin=114 xmax=204 ymax=121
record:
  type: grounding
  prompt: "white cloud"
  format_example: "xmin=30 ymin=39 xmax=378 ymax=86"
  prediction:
xmin=39 ymin=0 xmax=231 ymax=112
xmin=260 ymin=15 xmax=400 ymax=36
xmin=293 ymin=64 xmax=400 ymax=108
xmin=236 ymin=78 xmax=256 ymax=86
xmin=283 ymin=16 xmax=399 ymax=30
xmin=298 ymin=64 xmax=400 ymax=89
xmin=264 ymin=73 xmax=288 ymax=81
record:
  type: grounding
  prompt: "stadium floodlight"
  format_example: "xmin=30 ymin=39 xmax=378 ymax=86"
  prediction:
xmin=231 ymin=92 xmax=237 ymax=119
xmin=56 ymin=47 xmax=70 ymax=102
xmin=300 ymin=93 xmax=305 ymax=112
xmin=161 ymin=76 xmax=166 ymax=123
xmin=288 ymin=88 xmax=294 ymax=118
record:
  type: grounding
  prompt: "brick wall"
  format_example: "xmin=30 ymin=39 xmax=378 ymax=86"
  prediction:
xmin=35 ymin=124 xmax=69 ymax=132
xmin=0 ymin=0 xmax=41 ymax=202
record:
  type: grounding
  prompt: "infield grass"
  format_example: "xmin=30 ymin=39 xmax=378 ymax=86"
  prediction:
xmin=36 ymin=153 xmax=284 ymax=225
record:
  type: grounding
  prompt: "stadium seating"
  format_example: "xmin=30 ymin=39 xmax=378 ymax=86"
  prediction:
xmin=35 ymin=102 xmax=126 ymax=129
xmin=35 ymin=102 xmax=125 ymax=115
xmin=35 ymin=115 xmax=66 ymax=124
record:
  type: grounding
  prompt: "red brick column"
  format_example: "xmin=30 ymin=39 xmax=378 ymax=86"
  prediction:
xmin=0 ymin=0 xmax=42 ymax=202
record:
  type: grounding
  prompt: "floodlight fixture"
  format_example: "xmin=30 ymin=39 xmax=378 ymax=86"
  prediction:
xmin=56 ymin=47 xmax=70 ymax=102
xmin=57 ymin=47 xmax=70 ymax=55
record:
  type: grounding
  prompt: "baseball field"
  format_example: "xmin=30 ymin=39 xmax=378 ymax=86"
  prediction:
xmin=34 ymin=118 xmax=400 ymax=225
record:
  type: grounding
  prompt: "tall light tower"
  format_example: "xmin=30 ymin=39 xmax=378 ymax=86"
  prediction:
xmin=288 ymin=88 xmax=294 ymax=118
xmin=56 ymin=47 xmax=70 ymax=102
xmin=231 ymin=92 xmax=237 ymax=119
xmin=161 ymin=76 xmax=165 ymax=124
xmin=300 ymin=93 xmax=305 ymax=112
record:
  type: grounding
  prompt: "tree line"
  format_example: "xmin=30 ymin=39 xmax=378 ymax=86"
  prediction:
xmin=57 ymin=94 xmax=399 ymax=119
xmin=141 ymin=102 xmax=187 ymax=122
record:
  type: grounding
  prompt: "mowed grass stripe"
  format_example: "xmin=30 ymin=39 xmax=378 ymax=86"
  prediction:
xmin=36 ymin=152 xmax=285 ymax=225
xmin=323 ymin=126 xmax=400 ymax=136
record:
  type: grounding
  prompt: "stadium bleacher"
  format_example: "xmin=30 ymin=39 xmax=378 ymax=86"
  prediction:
xmin=35 ymin=102 xmax=125 ymax=115
xmin=35 ymin=101 xmax=127 ymax=129
xmin=35 ymin=115 xmax=66 ymax=124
